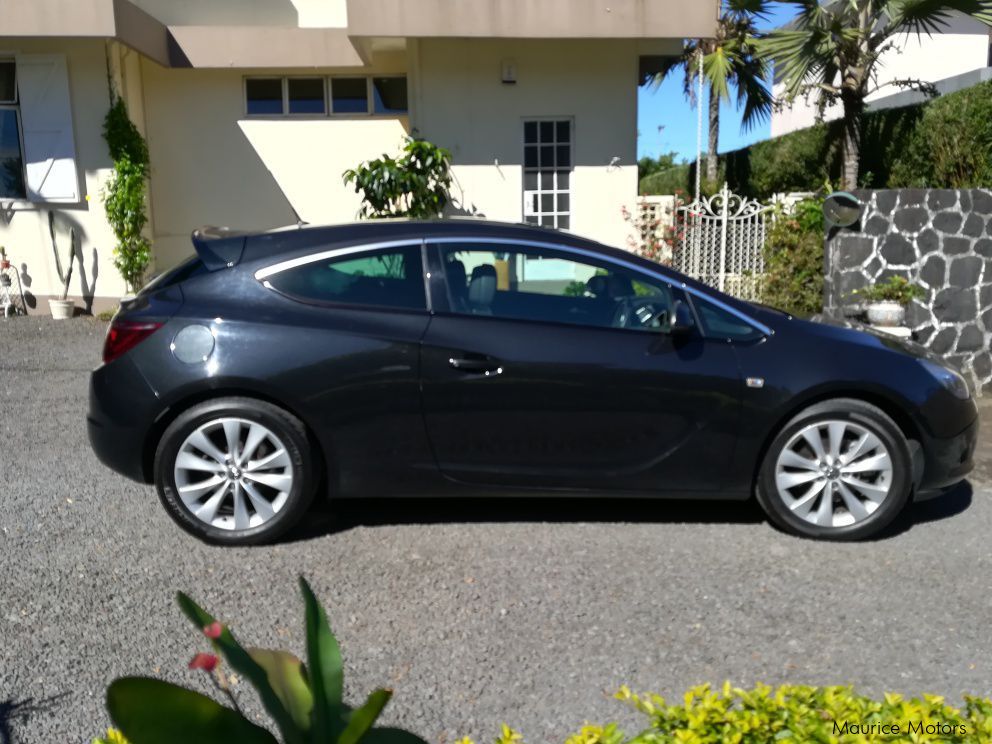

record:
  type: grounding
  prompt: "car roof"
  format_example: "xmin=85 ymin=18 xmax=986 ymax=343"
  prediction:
xmin=222 ymin=218 xmax=663 ymax=273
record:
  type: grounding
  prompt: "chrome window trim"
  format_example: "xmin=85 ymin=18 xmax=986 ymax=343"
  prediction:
xmin=253 ymin=239 xmax=426 ymax=281
xmin=429 ymin=236 xmax=774 ymax=336
xmin=253 ymin=234 xmax=773 ymax=337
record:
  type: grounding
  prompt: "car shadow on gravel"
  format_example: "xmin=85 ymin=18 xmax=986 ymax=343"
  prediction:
xmin=877 ymin=480 xmax=974 ymax=539
xmin=282 ymin=482 xmax=975 ymax=543
xmin=285 ymin=495 xmax=767 ymax=543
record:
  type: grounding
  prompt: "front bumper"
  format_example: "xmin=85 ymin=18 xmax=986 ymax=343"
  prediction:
xmin=87 ymin=356 xmax=159 ymax=484
xmin=914 ymin=415 xmax=979 ymax=499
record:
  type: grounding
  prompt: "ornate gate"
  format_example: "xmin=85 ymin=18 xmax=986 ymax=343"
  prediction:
xmin=673 ymin=184 xmax=772 ymax=302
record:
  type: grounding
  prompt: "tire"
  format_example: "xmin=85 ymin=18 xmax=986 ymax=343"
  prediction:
xmin=755 ymin=398 xmax=912 ymax=541
xmin=154 ymin=397 xmax=316 ymax=546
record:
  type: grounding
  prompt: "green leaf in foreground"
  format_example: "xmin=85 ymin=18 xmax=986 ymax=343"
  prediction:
xmin=338 ymin=688 xmax=393 ymax=744
xmin=300 ymin=576 xmax=345 ymax=739
xmin=248 ymin=648 xmax=314 ymax=733
xmin=107 ymin=677 xmax=277 ymax=744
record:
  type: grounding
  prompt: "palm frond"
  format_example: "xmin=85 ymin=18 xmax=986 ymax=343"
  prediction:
xmin=885 ymin=0 xmax=992 ymax=35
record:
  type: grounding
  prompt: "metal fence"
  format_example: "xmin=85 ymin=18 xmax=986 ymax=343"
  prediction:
xmin=673 ymin=184 xmax=773 ymax=302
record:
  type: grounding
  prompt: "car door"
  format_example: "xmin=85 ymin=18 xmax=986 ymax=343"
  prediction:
xmin=255 ymin=240 xmax=438 ymax=494
xmin=419 ymin=238 xmax=746 ymax=494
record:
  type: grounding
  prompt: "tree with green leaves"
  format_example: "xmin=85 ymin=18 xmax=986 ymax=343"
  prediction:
xmin=344 ymin=137 xmax=453 ymax=219
xmin=649 ymin=0 xmax=773 ymax=186
xmin=761 ymin=0 xmax=992 ymax=190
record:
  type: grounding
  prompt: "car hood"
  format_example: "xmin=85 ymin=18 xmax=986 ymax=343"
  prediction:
xmin=749 ymin=305 xmax=935 ymax=362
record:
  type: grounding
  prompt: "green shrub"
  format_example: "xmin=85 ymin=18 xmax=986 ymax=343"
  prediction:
xmin=850 ymin=275 xmax=926 ymax=306
xmin=890 ymin=80 xmax=992 ymax=188
xmin=723 ymin=123 xmax=835 ymax=198
xmin=639 ymin=164 xmax=691 ymax=196
xmin=718 ymin=80 xmax=992 ymax=197
xmin=102 ymin=96 xmax=152 ymax=294
xmin=453 ymin=685 xmax=992 ymax=744
xmin=343 ymin=137 xmax=453 ymax=219
xmin=761 ymin=198 xmax=824 ymax=317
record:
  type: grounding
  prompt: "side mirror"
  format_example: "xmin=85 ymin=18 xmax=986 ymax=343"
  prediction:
xmin=823 ymin=191 xmax=862 ymax=228
xmin=670 ymin=300 xmax=695 ymax=336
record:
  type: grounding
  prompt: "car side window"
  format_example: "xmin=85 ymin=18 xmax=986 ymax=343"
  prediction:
xmin=692 ymin=296 xmax=762 ymax=341
xmin=264 ymin=245 xmax=426 ymax=310
xmin=437 ymin=242 xmax=673 ymax=333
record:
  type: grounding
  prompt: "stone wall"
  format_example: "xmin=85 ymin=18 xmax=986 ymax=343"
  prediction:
xmin=823 ymin=189 xmax=992 ymax=389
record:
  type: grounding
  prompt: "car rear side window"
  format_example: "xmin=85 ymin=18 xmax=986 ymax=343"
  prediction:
xmin=264 ymin=245 xmax=426 ymax=311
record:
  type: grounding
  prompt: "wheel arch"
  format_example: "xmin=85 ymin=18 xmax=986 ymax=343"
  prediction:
xmin=142 ymin=384 xmax=331 ymax=493
xmin=750 ymin=388 xmax=923 ymax=490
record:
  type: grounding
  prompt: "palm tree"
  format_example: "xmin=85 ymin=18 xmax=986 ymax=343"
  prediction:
xmin=761 ymin=0 xmax=992 ymax=190
xmin=650 ymin=0 xmax=773 ymax=186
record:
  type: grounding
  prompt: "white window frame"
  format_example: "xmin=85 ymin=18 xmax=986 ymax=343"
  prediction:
xmin=243 ymin=75 xmax=408 ymax=118
xmin=243 ymin=76 xmax=287 ymax=117
xmin=286 ymin=75 xmax=328 ymax=116
xmin=522 ymin=117 xmax=573 ymax=231
xmin=329 ymin=76 xmax=372 ymax=116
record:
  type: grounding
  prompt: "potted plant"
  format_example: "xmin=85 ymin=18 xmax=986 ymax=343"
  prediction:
xmin=850 ymin=276 xmax=925 ymax=327
xmin=49 ymin=228 xmax=77 ymax=320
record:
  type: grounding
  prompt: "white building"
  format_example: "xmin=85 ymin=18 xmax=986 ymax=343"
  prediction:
xmin=771 ymin=11 xmax=991 ymax=138
xmin=0 ymin=0 xmax=718 ymax=314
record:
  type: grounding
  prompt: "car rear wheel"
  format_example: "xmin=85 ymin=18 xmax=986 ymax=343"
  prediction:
xmin=756 ymin=399 xmax=912 ymax=540
xmin=154 ymin=397 xmax=315 ymax=545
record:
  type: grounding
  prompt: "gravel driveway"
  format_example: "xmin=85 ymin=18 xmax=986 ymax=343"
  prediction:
xmin=2 ymin=318 xmax=991 ymax=744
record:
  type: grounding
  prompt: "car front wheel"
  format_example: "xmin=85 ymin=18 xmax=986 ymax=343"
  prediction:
xmin=756 ymin=398 xmax=913 ymax=540
xmin=154 ymin=397 xmax=315 ymax=545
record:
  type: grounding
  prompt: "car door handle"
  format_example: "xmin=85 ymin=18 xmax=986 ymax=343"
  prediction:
xmin=448 ymin=356 xmax=504 ymax=375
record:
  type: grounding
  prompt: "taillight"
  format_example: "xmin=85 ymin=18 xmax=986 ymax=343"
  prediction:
xmin=103 ymin=319 xmax=163 ymax=364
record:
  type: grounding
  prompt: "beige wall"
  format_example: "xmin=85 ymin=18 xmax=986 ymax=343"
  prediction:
xmin=141 ymin=57 xmax=412 ymax=268
xmin=0 ymin=39 xmax=126 ymax=312
xmin=411 ymin=39 xmax=673 ymax=247
xmin=141 ymin=62 xmax=298 ymax=267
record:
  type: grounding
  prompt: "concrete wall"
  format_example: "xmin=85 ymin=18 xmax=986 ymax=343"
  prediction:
xmin=824 ymin=189 xmax=992 ymax=389
xmin=0 ymin=39 xmax=125 ymax=314
xmin=412 ymin=38 xmax=671 ymax=247
xmin=771 ymin=17 xmax=990 ymax=137
xmin=129 ymin=0 xmax=349 ymax=27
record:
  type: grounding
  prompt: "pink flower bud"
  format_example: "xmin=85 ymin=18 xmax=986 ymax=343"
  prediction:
xmin=203 ymin=622 xmax=223 ymax=639
xmin=189 ymin=653 xmax=219 ymax=672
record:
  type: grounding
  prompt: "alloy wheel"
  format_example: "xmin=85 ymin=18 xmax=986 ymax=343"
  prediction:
xmin=773 ymin=419 xmax=894 ymax=529
xmin=173 ymin=417 xmax=294 ymax=531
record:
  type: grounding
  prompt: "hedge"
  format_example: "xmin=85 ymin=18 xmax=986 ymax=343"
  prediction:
xmin=641 ymin=80 xmax=992 ymax=199
xmin=99 ymin=683 xmax=992 ymax=743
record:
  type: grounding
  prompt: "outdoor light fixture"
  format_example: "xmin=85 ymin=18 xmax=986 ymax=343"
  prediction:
xmin=501 ymin=59 xmax=517 ymax=84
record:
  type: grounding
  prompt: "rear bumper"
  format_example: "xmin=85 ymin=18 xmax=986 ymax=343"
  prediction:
xmin=914 ymin=416 xmax=979 ymax=499
xmin=87 ymin=356 xmax=159 ymax=484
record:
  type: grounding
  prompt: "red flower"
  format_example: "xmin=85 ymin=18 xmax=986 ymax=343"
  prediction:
xmin=189 ymin=653 xmax=219 ymax=672
xmin=203 ymin=622 xmax=223 ymax=639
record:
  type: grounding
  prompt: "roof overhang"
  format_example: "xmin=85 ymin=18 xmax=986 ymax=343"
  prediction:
xmin=0 ymin=0 xmax=366 ymax=69
xmin=0 ymin=0 xmax=170 ymax=65
xmin=166 ymin=27 xmax=366 ymax=68
xmin=345 ymin=0 xmax=720 ymax=39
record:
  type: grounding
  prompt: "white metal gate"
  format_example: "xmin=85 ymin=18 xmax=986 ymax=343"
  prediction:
xmin=674 ymin=183 xmax=771 ymax=301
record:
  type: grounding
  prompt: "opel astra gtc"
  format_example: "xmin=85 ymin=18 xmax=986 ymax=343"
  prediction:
xmin=88 ymin=221 xmax=978 ymax=544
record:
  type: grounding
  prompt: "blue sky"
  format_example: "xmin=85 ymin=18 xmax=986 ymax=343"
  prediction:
xmin=636 ymin=2 xmax=799 ymax=162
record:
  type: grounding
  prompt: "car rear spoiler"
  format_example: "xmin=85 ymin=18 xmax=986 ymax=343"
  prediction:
xmin=191 ymin=226 xmax=250 ymax=271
